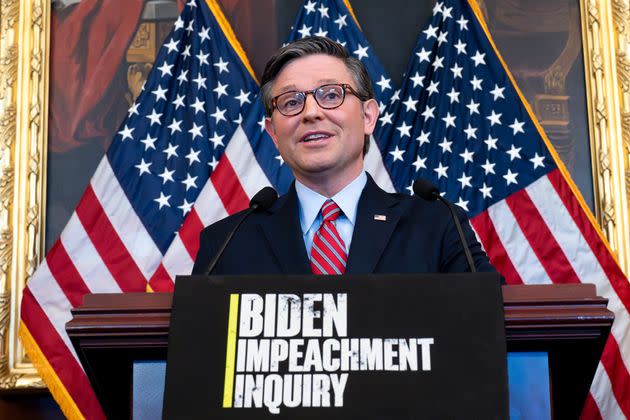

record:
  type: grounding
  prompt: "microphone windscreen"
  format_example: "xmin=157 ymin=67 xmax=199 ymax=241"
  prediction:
xmin=249 ymin=186 xmax=278 ymax=212
xmin=412 ymin=178 xmax=439 ymax=201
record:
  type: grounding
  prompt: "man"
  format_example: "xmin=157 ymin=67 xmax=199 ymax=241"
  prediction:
xmin=192 ymin=36 xmax=494 ymax=275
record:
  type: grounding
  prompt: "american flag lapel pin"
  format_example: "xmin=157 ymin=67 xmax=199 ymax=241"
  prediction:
xmin=374 ymin=214 xmax=387 ymax=221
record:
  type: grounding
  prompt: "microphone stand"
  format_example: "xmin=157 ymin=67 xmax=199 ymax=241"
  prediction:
xmin=204 ymin=187 xmax=277 ymax=275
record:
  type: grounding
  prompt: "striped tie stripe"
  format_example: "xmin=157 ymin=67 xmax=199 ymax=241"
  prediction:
xmin=311 ymin=200 xmax=348 ymax=275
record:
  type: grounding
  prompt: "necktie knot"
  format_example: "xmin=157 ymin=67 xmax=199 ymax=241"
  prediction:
xmin=321 ymin=199 xmax=342 ymax=222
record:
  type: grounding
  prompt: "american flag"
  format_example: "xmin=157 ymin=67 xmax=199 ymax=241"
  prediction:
xmin=374 ymin=1 xmax=629 ymax=418
xmin=19 ymin=0 xmax=258 ymax=418
xmin=19 ymin=0 xmax=630 ymax=419
xmin=151 ymin=0 xmax=396 ymax=291
xmin=20 ymin=0 xmax=395 ymax=418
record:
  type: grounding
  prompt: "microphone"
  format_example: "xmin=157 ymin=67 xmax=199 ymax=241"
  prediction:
xmin=412 ymin=179 xmax=477 ymax=273
xmin=248 ymin=186 xmax=278 ymax=213
xmin=204 ymin=186 xmax=278 ymax=275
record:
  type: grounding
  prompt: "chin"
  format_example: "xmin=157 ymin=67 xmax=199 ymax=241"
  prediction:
xmin=298 ymin=159 xmax=337 ymax=173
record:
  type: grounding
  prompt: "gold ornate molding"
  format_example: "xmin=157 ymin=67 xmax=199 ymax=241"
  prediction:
xmin=581 ymin=0 xmax=630 ymax=276
xmin=611 ymin=0 xmax=630 ymax=274
xmin=0 ymin=0 xmax=49 ymax=390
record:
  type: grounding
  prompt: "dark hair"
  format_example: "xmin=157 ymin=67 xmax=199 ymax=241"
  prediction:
xmin=261 ymin=36 xmax=375 ymax=155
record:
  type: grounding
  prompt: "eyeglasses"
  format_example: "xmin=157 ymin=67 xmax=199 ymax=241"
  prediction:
xmin=271 ymin=83 xmax=363 ymax=116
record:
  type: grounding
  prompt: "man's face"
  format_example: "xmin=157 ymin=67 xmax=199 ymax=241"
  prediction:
xmin=264 ymin=54 xmax=379 ymax=193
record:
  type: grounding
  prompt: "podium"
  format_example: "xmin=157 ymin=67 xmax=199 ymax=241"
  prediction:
xmin=67 ymin=283 xmax=612 ymax=419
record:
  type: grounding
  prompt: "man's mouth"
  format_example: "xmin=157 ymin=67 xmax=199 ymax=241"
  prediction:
xmin=301 ymin=132 xmax=333 ymax=143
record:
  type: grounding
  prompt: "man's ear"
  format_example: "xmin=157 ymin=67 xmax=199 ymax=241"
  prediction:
xmin=264 ymin=117 xmax=279 ymax=149
xmin=362 ymin=98 xmax=380 ymax=136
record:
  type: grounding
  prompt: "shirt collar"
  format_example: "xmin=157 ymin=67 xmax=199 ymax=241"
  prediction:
xmin=295 ymin=171 xmax=367 ymax=234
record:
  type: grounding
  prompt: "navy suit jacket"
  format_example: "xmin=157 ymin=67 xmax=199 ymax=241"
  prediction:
xmin=192 ymin=176 xmax=495 ymax=275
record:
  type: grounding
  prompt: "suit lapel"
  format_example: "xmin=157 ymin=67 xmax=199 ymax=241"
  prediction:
xmin=346 ymin=177 xmax=402 ymax=274
xmin=259 ymin=185 xmax=311 ymax=274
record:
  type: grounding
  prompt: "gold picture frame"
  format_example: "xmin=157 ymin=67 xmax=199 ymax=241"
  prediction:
xmin=580 ymin=0 xmax=630 ymax=273
xmin=0 ymin=0 xmax=628 ymax=392
xmin=0 ymin=0 xmax=50 ymax=389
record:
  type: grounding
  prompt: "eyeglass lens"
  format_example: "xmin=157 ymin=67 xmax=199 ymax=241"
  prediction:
xmin=276 ymin=84 xmax=346 ymax=115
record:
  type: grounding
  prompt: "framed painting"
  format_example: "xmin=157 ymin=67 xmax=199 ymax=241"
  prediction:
xmin=0 ymin=0 xmax=627 ymax=395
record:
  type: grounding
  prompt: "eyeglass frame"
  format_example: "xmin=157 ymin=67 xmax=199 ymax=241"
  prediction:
xmin=270 ymin=83 xmax=365 ymax=116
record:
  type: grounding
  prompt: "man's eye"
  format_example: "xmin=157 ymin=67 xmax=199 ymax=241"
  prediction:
xmin=320 ymin=89 xmax=342 ymax=101
xmin=283 ymin=98 xmax=300 ymax=108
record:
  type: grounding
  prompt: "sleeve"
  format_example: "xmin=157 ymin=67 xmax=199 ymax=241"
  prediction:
xmin=191 ymin=228 xmax=216 ymax=275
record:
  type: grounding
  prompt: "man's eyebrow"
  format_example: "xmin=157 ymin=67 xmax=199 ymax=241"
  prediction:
xmin=275 ymin=79 xmax=343 ymax=94
xmin=317 ymin=78 xmax=340 ymax=85
xmin=275 ymin=84 xmax=298 ymax=94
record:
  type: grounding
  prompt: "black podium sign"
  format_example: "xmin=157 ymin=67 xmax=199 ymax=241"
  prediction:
xmin=163 ymin=273 xmax=508 ymax=419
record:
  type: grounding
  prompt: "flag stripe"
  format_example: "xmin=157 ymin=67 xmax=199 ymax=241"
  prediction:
xmin=543 ymin=171 xmax=630 ymax=416
xmin=589 ymin=362 xmax=626 ymax=420
xmin=75 ymin=186 xmax=147 ymax=292
xmin=179 ymin=209 xmax=204 ymax=260
xmin=365 ymin=135 xmax=396 ymax=193
xmin=44 ymin=241 xmax=90 ymax=308
xmin=470 ymin=211 xmax=523 ymax=284
xmin=226 ymin=126 xmax=272 ymax=198
xmin=605 ymin=289 xmax=630 ymax=380
xmin=149 ymin=263 xmax=178 ymax=292
xmin=19 ymin=323 xmax=87 ymax=420
xmin=22 ymin=288 xmax=105 ymax=419
xmin=548 ymin=169 xmax=630 ymax=418
xmin=157 ymin=182 xmax=231 ymax=290
xmin=156 ymin=149 xmax=256 ymax=289
xmin=527 ymin=174 xmax=630 ymax=371
xmin=26 ymin=263 xmax=79 ymax=364
xmin=487 ymin=200 xmax=551 ymax=284
xmin=60 ymin=212 xmax=123 ymax=294
xmin=211 ymin=157 xmax=250 ymax=215
xmin=600 ymin=336 xmax=630 ymax=418
xmin=157 ymin=123 xmax=276 ymax=288
xmin=525 ymin=175 xmax=606 ymax=287
xmin=505 ymin=189 xmax=581 ymax=284
xmin=547 ymin=170 xmax=630 ymax=313
xmin=92 ymin=158 xmax=162 ymax=279
xmin=192 ymin=179 xmax=230 ymax=226
xmin=581 ymin=392 xmax=603 ymax=420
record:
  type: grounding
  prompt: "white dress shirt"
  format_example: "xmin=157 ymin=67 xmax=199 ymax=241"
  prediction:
xmin=295 ymin=171 xmax=367 ymax=256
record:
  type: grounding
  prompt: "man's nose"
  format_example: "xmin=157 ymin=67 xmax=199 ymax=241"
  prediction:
xmin=301 ymin=93 xmax=323 ymax=120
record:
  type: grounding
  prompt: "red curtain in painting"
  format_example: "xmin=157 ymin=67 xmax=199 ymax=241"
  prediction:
xmin=49 ymin=0 xmax=269 ymax=153
xmin=49 ymin=0 xmax=144 ymax=153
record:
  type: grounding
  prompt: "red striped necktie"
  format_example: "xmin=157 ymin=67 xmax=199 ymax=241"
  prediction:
xmin=310 ymin=199 xmax=348 ymax=275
